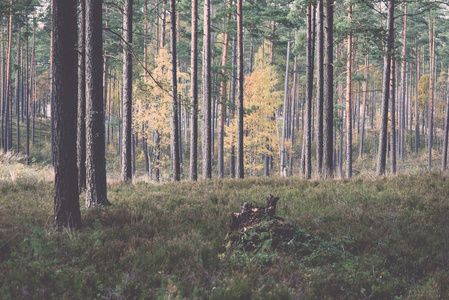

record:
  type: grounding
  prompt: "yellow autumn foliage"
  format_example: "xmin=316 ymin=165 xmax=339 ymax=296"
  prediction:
xmin=225 ymin=45 xmax=283 ymax=175
xmin=133 ymin=48 xmax=188 ymax=170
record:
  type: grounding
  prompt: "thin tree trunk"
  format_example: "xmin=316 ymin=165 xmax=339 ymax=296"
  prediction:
xmin=31 ymin=26 xmax=35 ymax=147
xmin=160 ymin=0 xmax=166 ymax=48
xmin=316 ymin=0 xmax=324 ymax=175
xmin=237 ymin=0 xmax=244 ymax=178
xmin=427 ymin=15 xmax=435 ymax=170
xmin=25 ymin=16 xmax=30 ymax=164
xmin=5 ymin=2 xmax=12 ymax=152
xmin=304 ymin=4 xmax=314 ymax=179
xmin=359 ymin=53 xmax=368 ymax=157
xmin=345 ymin=5 xmax=353 ymax=178
xmin=170 ymin=0 xmax=180 ymax=181
xmin=415 ymin=47 xmax=420 ymax=153
xmin=202 ymin=0 xmax=212 ymax=179
xmin=218 ymin=6 xmax=230 ymax=178
xmin=442 ymin=65 xmax=449 ymax=170
xmin=121 ymin=0 xmax=133 ymax=181
xmin=323 ymin=0 xmax=334 ymax=178
xmin=15 ymin=28 xmax=20 ymax=153
xmin=289 ymin=53 xmax=298 ymax=176
xmin=280 ymin=40 xmax=290 ymax=176
xmin=1 ymin=25 xmax=4 ymax=153
xmin=390 ymin=57 xmax=396 ymax=174
xmin=77 ymin=0 xmax=86 ymax=192
xmin=399 ymin=3 xmax=407 ymax=160
xmin=189 ymin=0 xmax=198 ymax=181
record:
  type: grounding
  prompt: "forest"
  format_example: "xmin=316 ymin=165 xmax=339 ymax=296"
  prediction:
xmin=1 ymin=0 xmax=449 ymax=185
xmin=1 ymin=0 xmax=449 ymax=298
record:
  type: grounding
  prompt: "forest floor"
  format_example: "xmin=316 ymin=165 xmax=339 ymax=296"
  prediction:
xmin=1 ymin=166 xmax=449 ymax=299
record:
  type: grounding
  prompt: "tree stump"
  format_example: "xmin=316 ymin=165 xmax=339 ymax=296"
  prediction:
xmin=230 ymin=194 xmax=282 ymax=231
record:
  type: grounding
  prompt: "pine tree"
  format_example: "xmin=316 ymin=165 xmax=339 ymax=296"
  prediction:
xmin=85 ymin=0 xmax=109 ymax=207
xmin=53 ymin=0 xmax=81 ymax=229
xmin=121 ymin=0 xmax=133 ymax=181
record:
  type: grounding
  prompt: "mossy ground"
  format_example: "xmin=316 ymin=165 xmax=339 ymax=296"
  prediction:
xmin=1 ymin=171 xmax=449 ymax=299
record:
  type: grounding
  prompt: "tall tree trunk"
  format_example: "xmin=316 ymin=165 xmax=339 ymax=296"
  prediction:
xmin=160 ymin=0 xmax=166 ymax=48
xmin=77 ymin=0 xmax=86 ymax=192
xmin=1 ymin=26 xmax=3 ymax=152
xmin=237 ymin=0 xmax=244 ymax=178
xmin=170 ymin=0 xmax=180 ymax=181
xmin=189 ymin=0 xmax=198 ymax=181
xmin=390 ymin=57 xmax=396 ymax=174
xmin=442 ymin=65 xmax=449 ymax=170
xmin=121 ymin=0 xmax=133 ymax=181
xmin=376 ymin=0 xmax=394 ymax=176
xmin=304 ymin=4 xmax=314 ymax=179
xmin=359 ymin=53 xmax=368 ymax=157
xmin=345 ymin=5 xmax=353 ymax=178
xmin=229 ymin=34 xmax=237 ymax=178
xmin=31 ymin=26 xmax=35 ymax=147
xmin=218 ymin=7 xmax=230 ymax=178
xmin=289 ymin=44 xmax=298 ymax=176
xmin=4 ymin=2 xmax=12 ymax=152
xmin=323 ymin=0 xmax=334 ymax=178
xmin=15 ymin=28 xmax=20 ymax=153
xmin=85 ymin=0 xmax=109 ymax=207
xmin=399 ymin=3 xmax=407 ymax=160
xmin=415 ymin=47 xmax=420 ymax=153
xmin=53 ymin=0 xmax=81 ymax=229
xmin=202 ymin=0 xmax=212 ymax=179
xmin=25 ymin=16 xmax=30 ymax=164
xmin=316 ymin=0 xmax=324 ymax=175
xmin=280 ymin=40 xmax=290 ymax=176
xmin=427 ymin=15 xmax=435 ymax=170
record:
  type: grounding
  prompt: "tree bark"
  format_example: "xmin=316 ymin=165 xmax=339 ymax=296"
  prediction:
xmin=345 ymin=5 xmax=353 ymax=178
xmin=304 ymin=4 xmax=314 ymax=179
xmin=237 ymin=0 xmax=244 ymax=179
xmin=15 ymin=28 xmax=20 ymax=153
xmin=442 ymin=65 xmax=449 ymax=170
xmin=4 ymin=1 xmax=13 ymax=152
xmin=415 ymin=47 xmax=420 ymax=153
xmin=85 ymin=0 xmax=109 ymax=207
xmin=323 ymin=0 xmax=334 ymax=179
xmin=289 ymin=54 xmax=298 ymax=176
xmin=376 ymin=0 xmax=394 ymax=176
xmin=359 ymin=53 xmax=368 ymax=158
xmin=25 ymin=15 xmax=30 ymax=164
xmin=189 ymin=0 xmax=198 ymax=181
xmin=121 ymin=0 xmax=133 ymax=181
xmin=390 ymin=57 xmax=396 ymax=174
xmin=399 ymin=3 xmax=407 ymax=160
xmin=228 ymin=34 xmax=237 ymax=177
xmin=170 ymin=0 xmax=180 ymax=181
xmin=218 ymin=7 xmax=230 ymax=178
xmin=427 ymin=15 xmax=435 ymax=170
xmin=280 ymin=40 xmax=290 ymax=176
xmin=77 ymin=0 xmax=86 ymax=192
xmin=316 ymin=0 xmax=324 ymax=176
xmin=202 ymin=0 xmax=212 ymax=179
xmin=53 ymin=0 xmax=81 ymax=229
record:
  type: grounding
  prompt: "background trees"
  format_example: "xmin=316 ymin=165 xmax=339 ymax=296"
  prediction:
xmin=1 ymin=0 xmax=449 ymax=185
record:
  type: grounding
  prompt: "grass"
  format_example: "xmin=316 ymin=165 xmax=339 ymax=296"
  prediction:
xmin=1 ymin=172 xmax=449 ymax=299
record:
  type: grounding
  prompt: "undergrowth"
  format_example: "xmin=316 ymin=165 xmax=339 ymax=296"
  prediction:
xmin=1 ymin=172 xmax=449 ymax=298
